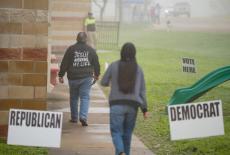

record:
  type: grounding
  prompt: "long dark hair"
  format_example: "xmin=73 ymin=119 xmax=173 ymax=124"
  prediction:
xmin=118 ymin=42 xmax=137 ymax=94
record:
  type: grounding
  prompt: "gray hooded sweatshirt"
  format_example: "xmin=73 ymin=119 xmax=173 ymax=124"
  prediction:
xmin=101 ymin=61 xmax=147 ymax=113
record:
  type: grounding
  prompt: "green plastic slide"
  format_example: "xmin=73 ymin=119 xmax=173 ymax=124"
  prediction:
xmin=168 ymin=66 xmax=230 ymax=105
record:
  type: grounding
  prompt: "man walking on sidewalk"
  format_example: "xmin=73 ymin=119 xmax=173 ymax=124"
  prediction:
xmin=58 ymin=32 xmax=100 ymax=126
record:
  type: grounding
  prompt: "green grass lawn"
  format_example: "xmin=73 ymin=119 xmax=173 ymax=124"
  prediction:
xmin=98 ymin=23 xmax=230 ymax=155
xmin=0 ymin=138 xmax=47 ymax=155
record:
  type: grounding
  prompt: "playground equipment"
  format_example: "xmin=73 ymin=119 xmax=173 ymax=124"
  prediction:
xmin=168 ymin=66 xmax=230 ymax=105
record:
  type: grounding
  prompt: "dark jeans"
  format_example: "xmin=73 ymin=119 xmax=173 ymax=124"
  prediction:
xmin=68 ymin=77 xmax=92 ymax=121
xmin=110 ymin=104 xmax=138 ymax=155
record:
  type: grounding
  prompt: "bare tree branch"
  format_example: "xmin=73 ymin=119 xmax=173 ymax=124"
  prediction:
xmin=93 ymin=0 xmax=108 ymax=21
xmin=93 ymin=0 xmax=102 ymax=9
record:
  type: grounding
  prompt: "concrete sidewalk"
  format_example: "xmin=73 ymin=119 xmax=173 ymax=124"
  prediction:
xmin=48 ymin=82 xmax=154 ymax=155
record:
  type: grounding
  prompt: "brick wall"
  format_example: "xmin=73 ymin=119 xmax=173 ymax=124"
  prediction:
xmin=0 ymin=0 xmax=48 ymax=138
xmin=50 ymin=0 xmax=91 ymax=53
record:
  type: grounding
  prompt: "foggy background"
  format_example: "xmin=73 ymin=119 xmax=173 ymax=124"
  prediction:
xmin=91 ymin=0 xmax=230 ymax=33
xmin=92 ymin=0 xmax=230 ymax=21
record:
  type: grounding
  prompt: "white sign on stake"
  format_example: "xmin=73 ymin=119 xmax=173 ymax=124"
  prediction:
xmin=7 ymin=109 xmax=63 ymax=148
xmin=168 ymin=100 xmax=224 ymax=140
xmin=182 ymin=57 xmax=196 ymax=73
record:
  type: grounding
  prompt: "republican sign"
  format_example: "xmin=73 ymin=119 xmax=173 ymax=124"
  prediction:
xmin=168 ymin=100 xmax=224 ymax=140
xmin=7 ymin=109 xmax=63 ymax=148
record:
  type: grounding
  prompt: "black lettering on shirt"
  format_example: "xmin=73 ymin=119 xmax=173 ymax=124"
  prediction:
xmin=73 ymin=51 xmax=91 ymax=67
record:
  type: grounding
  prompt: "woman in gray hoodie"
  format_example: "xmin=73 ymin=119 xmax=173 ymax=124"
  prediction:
xmin=101 ymin=42 xmax=148 ymax=155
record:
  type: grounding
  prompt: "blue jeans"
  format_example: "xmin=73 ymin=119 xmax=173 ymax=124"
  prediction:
xmin=68 ymin=77 xmax=92 ymax=121
xmin=110 ymin=104 xmax=138 ymax=155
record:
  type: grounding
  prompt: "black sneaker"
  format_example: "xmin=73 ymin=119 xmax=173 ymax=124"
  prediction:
xmin=69 ymin=119 xmax=77 ymax=123
xmin=80 ymin=119 xmax=88 ymax=126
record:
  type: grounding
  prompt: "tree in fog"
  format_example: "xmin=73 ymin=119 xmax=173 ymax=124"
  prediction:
xmin=93 ymin=0 xmax=108 ymax=21
xmin=116 ymin=0 xmax=152 ymax=22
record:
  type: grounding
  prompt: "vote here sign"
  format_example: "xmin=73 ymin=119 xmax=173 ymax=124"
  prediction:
xmin=182 ymin=57 xmax=196 ymax=73
xmin=168 ymin=100 xmax=224 ymax=140
xmin=7 ymin=109 xmax=63 ymax=148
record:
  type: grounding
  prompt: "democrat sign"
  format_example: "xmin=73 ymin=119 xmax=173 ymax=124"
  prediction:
xmin=7 ymin=109 xmax=63 ymax=148
xmin=168 ymin=100 xmax=224 ymax=140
